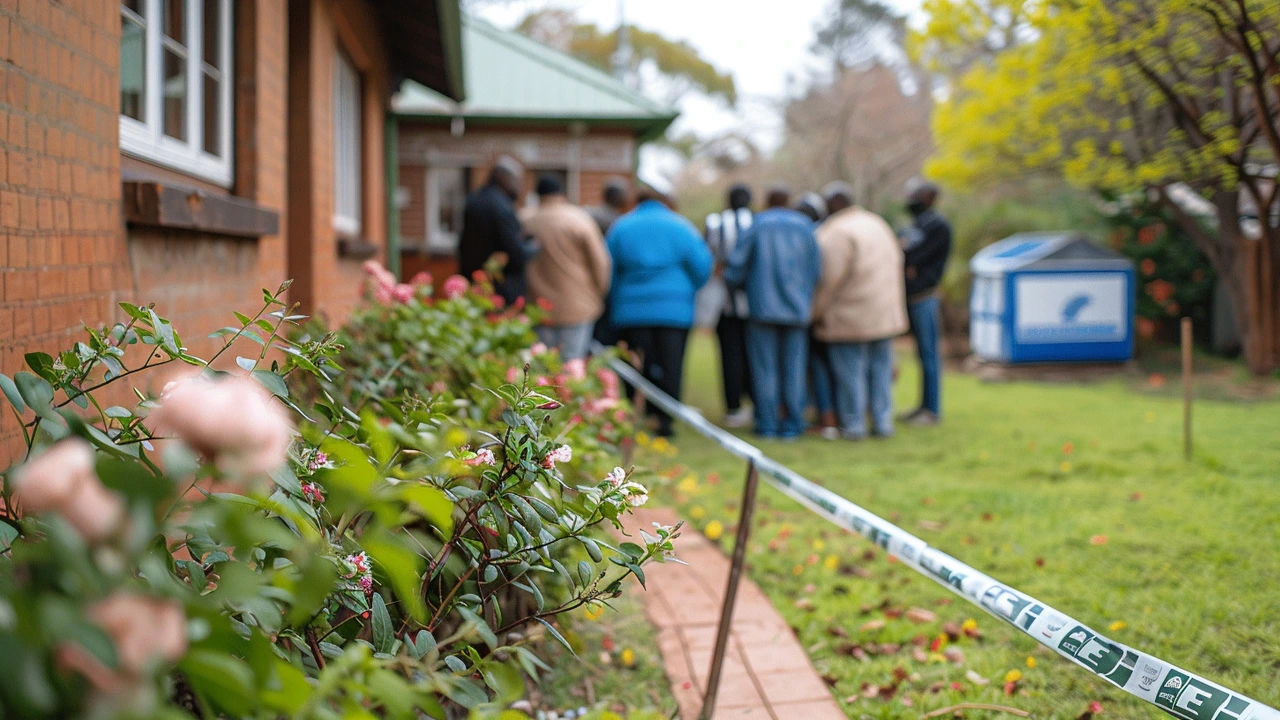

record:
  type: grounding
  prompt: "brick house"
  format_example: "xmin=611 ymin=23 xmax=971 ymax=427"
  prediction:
xmin=391 ymin=16 xmax=677 ymax=282
xmin=0 ymin=0 xmax=465 ymax=461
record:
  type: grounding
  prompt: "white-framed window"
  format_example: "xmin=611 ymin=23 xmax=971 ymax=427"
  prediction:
xmin=119 ymin=0 xmax=234 ymax=187
xmin=425 ymin=167 xmax=467 ymax=253
xmin=332 ymin=49 xmax=363 ymax=237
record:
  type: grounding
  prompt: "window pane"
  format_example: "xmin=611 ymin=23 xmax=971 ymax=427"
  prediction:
xmin=120 ymin=15 xmax=145 ymax=120
xmin=333 ymin=51 xmax=362 ymax=233
xmin=163 ymin=49 xmax=187 ymax=141
xmin=123 ymin=0 xmax=143 ymax=13
xmin=163 ymin=0 xmax=185 ymax=42
xmin=203 ymin=72 xmax=220 ymax=156
xmin=203 ymin=0 xmax=220 ymax=69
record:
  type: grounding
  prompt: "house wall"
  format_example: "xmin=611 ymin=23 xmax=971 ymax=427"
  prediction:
xmin=0 ymin=0 xmax=397 ymax=464
xmin=396 ymin=122 xmax=637 ymax=282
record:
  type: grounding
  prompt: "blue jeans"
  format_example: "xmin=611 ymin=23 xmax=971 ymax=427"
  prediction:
xmin=808 ymin=336 xmax=835 ymax=415
xmin=828 ymin=338 xmax=895 ymax=437
xmin=536 ymin=322 xmax=595 ymax=360
xmin=746 ymin=322 xmax=809 ymax=438
xmin=907 ymin=295 xmax=942 ymax=416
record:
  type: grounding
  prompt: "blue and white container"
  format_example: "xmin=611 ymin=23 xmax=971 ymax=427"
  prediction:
xmin=970 ymin=232 xmax=1135 ymax=364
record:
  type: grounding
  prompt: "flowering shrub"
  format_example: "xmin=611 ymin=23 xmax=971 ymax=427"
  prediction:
xmin=1104 ymin=194 xmax=1215 ymax=341
xmin=0 ymin=282 xmax=678 ymax=718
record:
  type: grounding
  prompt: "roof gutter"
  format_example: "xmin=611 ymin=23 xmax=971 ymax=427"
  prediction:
xmin=437 ymin=0 xmax=466 ymax=102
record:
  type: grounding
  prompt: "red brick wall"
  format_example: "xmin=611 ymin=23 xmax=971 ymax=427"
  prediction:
xmin=0 ymin=0 xmax=130 ymax=462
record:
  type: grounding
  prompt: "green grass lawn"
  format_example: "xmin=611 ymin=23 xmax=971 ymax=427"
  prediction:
xmin=639 ymin=332 xmax=1280 ymax=719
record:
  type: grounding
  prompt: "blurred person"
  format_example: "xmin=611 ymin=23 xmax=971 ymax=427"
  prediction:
xmin=607 ymin=177 xmax=713 ymax=438
xmin=812 ymin=182 xmax=908 ymax=440
xmin=795 ymin=192 xmax=838 ymax=437
xmin=899 ymin=182 xmax=953 ymax=426
xmin=703 ymin=184 xmax=755 ymax=428
xmin=587 ymin=178 xmax=630 ymax=236
xmin=725 ymin=186 xmax=822 ymax=440
xmin=795 ymin=192 xmax=827 ymax=223
xmin=459 ymin=156 xmax=533 ymax=304
xmin=524 ymin=174 xmax=611 ymax=361
xmin=588 ymin=178 xmax=631 ymax=349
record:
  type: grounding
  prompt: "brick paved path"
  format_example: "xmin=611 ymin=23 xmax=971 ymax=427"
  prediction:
xmin=623 ymin=508 xmax=845 ymax=719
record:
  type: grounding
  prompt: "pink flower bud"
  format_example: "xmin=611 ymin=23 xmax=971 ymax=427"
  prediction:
xmin=13 ymin=439 xmax=125 ymax=544
xmin=564 ymin=358 xmax=587 ymax=381
xmin=391 ymin=283 xmax=416 ymax=304
xmin=88 ymin=593 xmax=187 ymax=675
xmin=537 ymin=401 xmax=562 ymax=410
xmin=505 ymin=366 xmax=520 ymax=383
xmin=149 ymin=375 xmax=294 ymax=477
xmin=442 ymin=274 xmax=470 ymax=299
xmin=410 ymin=271 xmax=433 ymax=286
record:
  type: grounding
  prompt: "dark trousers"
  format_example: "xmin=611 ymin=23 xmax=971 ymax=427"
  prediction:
xmin=621 ymin=326 xmax=690 ymax=437
xmin=715 ymin=315 xmax=752 ymax=413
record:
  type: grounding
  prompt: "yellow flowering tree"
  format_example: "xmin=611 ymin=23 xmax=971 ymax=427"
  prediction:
xmin=916 ymin=0 xmax=1280 ymax=373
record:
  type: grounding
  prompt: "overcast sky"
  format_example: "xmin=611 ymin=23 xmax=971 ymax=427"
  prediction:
xmin=471 ymin=0 xmax=923 ymax=153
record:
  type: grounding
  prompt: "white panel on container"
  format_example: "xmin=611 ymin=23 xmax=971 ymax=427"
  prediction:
xmin=1014 ymin=273 xmax=1126 ymax=344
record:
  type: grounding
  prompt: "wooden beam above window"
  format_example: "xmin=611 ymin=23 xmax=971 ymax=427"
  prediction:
xmin=123 ymin=180 xmax=280 ymax=238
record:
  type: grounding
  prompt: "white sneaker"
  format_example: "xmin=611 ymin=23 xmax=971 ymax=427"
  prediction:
xmin=724 ymin=408 xmax=752 ymax=428
xmin=819 ymin=426 xmax=839 ymax=441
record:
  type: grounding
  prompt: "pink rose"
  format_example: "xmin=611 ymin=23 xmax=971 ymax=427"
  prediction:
xmin=149 ymin=375 xmax=294 ymax=477
xmin=529 ymin=342 xmax=548 ymax=356
xmin=13 ymin=439 xmax=125 ymax=543
xmin=442 ymin=274 xmax=469 ymax=299
xmin=410 ymin=271 xmax=433 ymax=286
xmin=505 ymin=366 xmax=520 ymax=383
xmin=88 ymin=593 xmax=187 ymax=675
xmin=564 ymin=358 xmax=587 ymax=381
xmin=391 ymin=283 xmax=415 ymax=304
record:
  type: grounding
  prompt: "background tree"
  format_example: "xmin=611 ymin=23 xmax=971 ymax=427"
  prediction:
xmin=920 ymin=0 xmax=1280 ymax=373
xmin=516 ymin=9 xmax=736 ymax=107
xmin=811 ymin=0 xmax=909 ymax=74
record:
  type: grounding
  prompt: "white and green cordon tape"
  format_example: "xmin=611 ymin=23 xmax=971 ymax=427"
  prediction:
xmin=604 ymin=353 xmax=1279 ymax=720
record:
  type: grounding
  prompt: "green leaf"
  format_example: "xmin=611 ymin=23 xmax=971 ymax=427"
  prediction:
xmin=398 ymin=484 xmax=454 ymax=535
xmin=24 ymin=352 xmax=55 ymax=380
xmin=535 ymin=617 xmax=577 ymax=657
xmin=580 ymin=536 xmax=603 ymax=563
xmin=619 ymin=542 xmax=644 ymax=560
xmin=180 ymin=649 xmax=256 ymax=715
xmin=268 ymin=464 xmax=302 ymax=495
xmin=235 ymin=356 xmax=256 ymax=372
xmin=483 ymin=564 xmax=498 ymax=584
xmin=364 ymin=534 xmax=427 ymax=622
xmin=250 ymin=369 xmax=289 ymax=398
xmin=457 ymin=606 xmax=498 ymax=649
xmin=577 ymin=560 xmax=592 ymax=588
xmin=482 ymin=662 xmax=525 ymax=704
xmin=509 ymin=494 xmax=542 ymax=535
xmin=0 ymin=374 xmax=25 ymax=414
xmin=410 ymin=630 xmax=437 ymax=660
xmin=628 ymin=563 xmax=646 ymax=589
xmin=371 ymin=593 xmax=394 ymax=654
xmin=13 ymin=372 xmax=55 ymax=419
xmin=528 ymin=496 xmax=559 ymax=523
xmin=233 ymin=311 xmax=254 ymax=327
xmin=103 ymin=405 xmax=132 ymax=419
xmin=261 ymin=658 xmax=309 ymax=714
xmin=444 ymin=655 xmax=467 ymax=673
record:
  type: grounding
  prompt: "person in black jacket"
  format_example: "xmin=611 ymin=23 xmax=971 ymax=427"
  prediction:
xmin=458 ymin=157 xmax=532 ymax=304
xmin=900 ymin=182 xmax=952 ymax=426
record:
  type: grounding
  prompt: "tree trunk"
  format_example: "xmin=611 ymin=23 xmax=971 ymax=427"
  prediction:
xmin=1162 ymin=188 xmax=1273 ymax=375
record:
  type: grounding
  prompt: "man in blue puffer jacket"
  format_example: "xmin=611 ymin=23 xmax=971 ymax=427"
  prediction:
xmin=607 ymin=182 xmax=713 ymax=438
xmin=725 ymin=186 xmax=823 ymax=439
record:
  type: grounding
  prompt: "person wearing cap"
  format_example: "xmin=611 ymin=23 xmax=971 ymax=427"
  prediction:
xmin=724 ymin=185 xmax=823 ymax=440
xmin=524 ymin=174 xmax=611 ymax=361
xmin=811 ymin=182 xmax=908 ymax=440
xmin=607 ymin=176 xmax=713 ymax=438
xmin=458 ymin=156 xmax=533 ymax=304
xmin=703 ymin=184 xmax=755 ymax=428
xmin=899 ymin=181 xmax=953 ymax=426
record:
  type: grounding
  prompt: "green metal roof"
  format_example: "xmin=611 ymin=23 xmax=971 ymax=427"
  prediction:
xmin=393 ymin=15 xmax=678 ymax=141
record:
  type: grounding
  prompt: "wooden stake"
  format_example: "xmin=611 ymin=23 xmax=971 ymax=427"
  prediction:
xmin=1182 ymin=317 xmax=1193 ymax=461
xmin=700 ymin=459 xmax=760 ymax=720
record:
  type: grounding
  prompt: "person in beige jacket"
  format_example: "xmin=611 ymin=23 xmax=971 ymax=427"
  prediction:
xmin=524 ymin=175 xmax=611 ymax=360
xmin=810 ymin=182 xmax=909 ymax=439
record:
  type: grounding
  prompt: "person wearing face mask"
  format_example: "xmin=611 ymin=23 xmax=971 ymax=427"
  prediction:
xmin=899 ymin=181 xmax=953 ymax=426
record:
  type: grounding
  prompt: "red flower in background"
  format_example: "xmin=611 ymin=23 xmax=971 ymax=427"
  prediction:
xmin=536 ymin=297 xmax=554 ymax=311
xmin=1145 ymin=279 xmax=1175 ymax=304
xmin=1136 ymin=223 xmax=1164 ymax=245
xmin=1135 ymin=317 xmax=1156 ymax=339
xmin=1140 ymin=258 xmax=1156 ymax=275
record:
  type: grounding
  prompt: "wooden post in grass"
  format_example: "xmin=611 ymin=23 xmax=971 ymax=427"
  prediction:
xmin=1182 ymin=318 xmax=1193 ymax=461
xmin=700 ymin=459 xmax=760 ymax=720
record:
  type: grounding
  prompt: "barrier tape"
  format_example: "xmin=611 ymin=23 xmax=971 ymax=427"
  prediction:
xmin=605 ymin=353 xmax=1280 ymax=720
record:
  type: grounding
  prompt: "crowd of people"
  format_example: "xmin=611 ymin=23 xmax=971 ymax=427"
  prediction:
xmin=455 ymin=155 xmax=953 ymax=441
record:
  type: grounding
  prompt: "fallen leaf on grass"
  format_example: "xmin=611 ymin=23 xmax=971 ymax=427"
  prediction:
xmin=860 ymin=619 xmax=886 ymax=632
xmin=794 ymin=598 xmax=815 ymax=611
xmin=944 ymin=647 xmax=966 ymax=664
xmin=1090 ymin=535 xmax=1109 ymax=545
xmin=942 ymin=622 xmax=962 ymax=640
xmin=827 ymin=625 xmax=849 ymax=639
xmin=918 ymin=519 xmax=944 ymax=531
xmin=1129 ymin=492 xmax=1143 ymax=502
xmin=1035 ymin=557 xmax=1046 ymax=567
xmin=965 ymin=670 xmax=990 ymax=686
xmin=981 ymin=512 xmax=994 ymax=522
xmin=905 ymin=607 xmax=937 ymax=624
xmin=912 ymin=648 xmax=928 ymax=662
xmin=1109 ymin=621 xmax=1127 ymax=631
